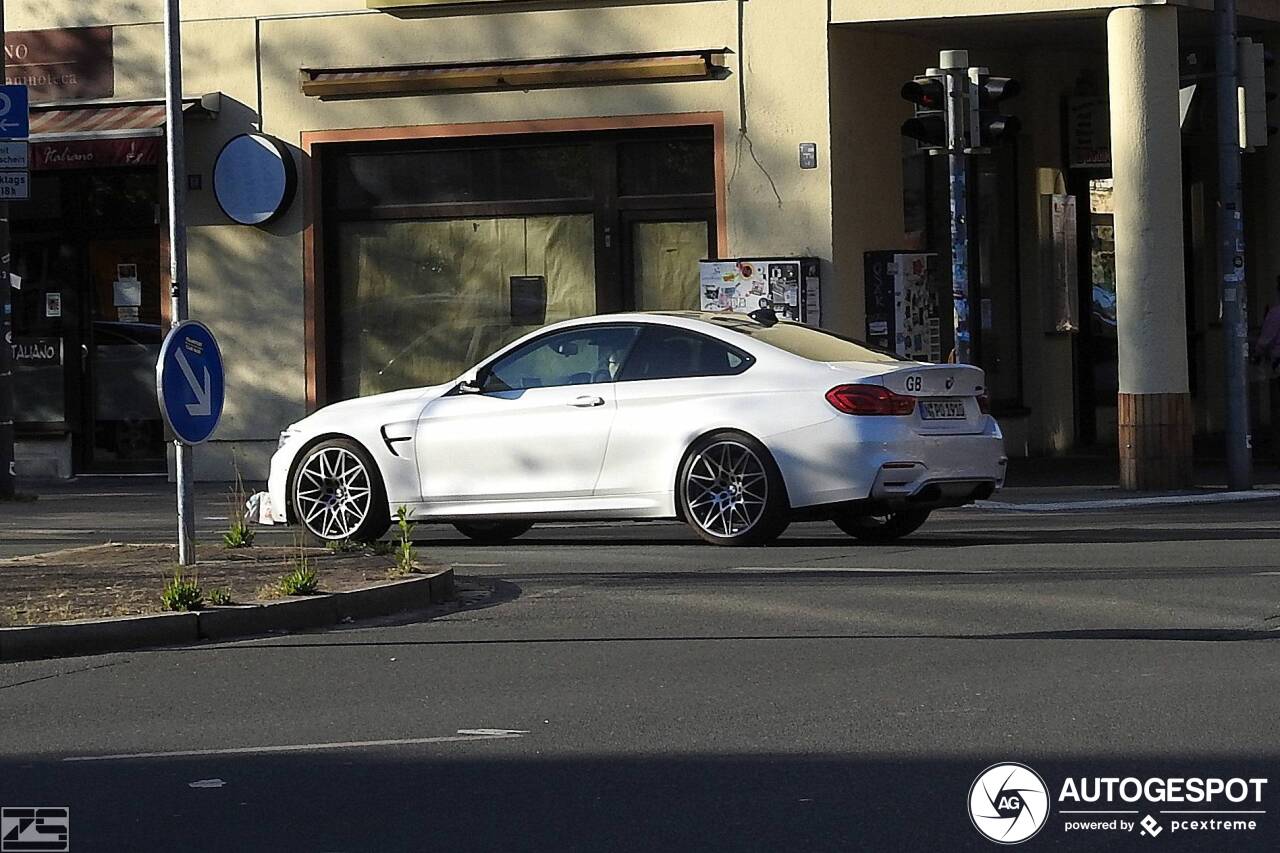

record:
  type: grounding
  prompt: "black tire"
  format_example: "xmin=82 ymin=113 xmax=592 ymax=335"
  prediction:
xmin=834 ymin=508 xmax=931 ymax=543
xmin=290 ymin=438 xmax=390 ymax=543
xmin=453 ymin=520 xmax=534 ymax=543
xmin=677 ymin=431 xmax=789 ymax=546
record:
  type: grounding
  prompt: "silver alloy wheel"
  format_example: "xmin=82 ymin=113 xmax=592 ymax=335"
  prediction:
xmin=684 ymin=440 xmax=769 ymax=538
xmin=295 ymin=446 xmax=373 ymax=540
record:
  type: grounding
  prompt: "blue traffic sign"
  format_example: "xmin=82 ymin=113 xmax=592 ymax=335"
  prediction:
xmin=157 ymin=321 xmax=225 ymax=446
xmin=0 ymin=86 xmax=29 ymax=138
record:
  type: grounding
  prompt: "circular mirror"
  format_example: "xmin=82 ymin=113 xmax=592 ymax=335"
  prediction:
xmin=213 ymin=133 xmax=297 ymax=225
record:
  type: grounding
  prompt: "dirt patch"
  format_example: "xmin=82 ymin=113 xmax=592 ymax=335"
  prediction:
xmin=0 ymin=543 xmax=433 ymax=626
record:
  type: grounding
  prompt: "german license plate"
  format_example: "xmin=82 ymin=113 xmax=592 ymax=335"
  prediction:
xmin=920 ymin=399 xmax=967 ymax=420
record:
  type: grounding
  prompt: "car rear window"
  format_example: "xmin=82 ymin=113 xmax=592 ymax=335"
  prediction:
xmin=703 ymin=316 xmax=906 ymax=364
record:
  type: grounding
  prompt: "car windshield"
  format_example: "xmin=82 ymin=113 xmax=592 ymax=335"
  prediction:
xmin=697 ymin=315 xmax=906 ymax=364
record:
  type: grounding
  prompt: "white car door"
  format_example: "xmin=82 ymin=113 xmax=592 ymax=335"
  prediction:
xmin=415 ymin=325 xmax=640 ymax=504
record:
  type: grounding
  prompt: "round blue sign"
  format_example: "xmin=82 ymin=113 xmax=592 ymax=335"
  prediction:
xmin=156 ymin=320 xmax=225 ymax=445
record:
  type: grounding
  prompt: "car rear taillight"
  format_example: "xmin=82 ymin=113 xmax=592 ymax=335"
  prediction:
xmin=977 ymin=394 xmax=991 ymax=414
xmin=825 ymin=384 xmax=916 ymax=416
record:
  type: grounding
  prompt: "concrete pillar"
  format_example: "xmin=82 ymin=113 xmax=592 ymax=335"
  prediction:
xmin=1107 ymin=6 xmax=1193 ymax=489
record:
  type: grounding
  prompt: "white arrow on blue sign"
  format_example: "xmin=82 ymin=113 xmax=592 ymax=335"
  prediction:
xmin=0 ymin=86 xmax=30 ymax=139
xmin=157 ymin=320 xmax=225 ymax=445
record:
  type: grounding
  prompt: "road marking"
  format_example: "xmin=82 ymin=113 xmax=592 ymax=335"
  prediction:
xmin=63 ymin=731 xmax=525 ymax=762
xmin=188 ymin=779 xmax=225 ymax=788
xmin=737 ymin=566 xmax=993 ymax=574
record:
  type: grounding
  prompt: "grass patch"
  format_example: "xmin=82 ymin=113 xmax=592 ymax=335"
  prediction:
xmin=222 ymin=452 xmax=255 ymax=549
xmin=276 ymin=537 xmax=319 ymax=595
xmin=160 ymin=570 xmax=203 ymax=611
xmin=206 ymin=587 xmax=233 ymax=606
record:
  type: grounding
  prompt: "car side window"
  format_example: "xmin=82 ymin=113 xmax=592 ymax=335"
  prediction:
xmin=618 ymin=326 xmax=754 ymax=382
xmin=485 ymin=326 xmax=640 ymax=391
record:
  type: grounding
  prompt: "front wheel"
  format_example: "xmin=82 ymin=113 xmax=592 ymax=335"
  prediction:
xmin=291 ymin=438 xmax=390 ymax=543
xmin=834 ymin=509 xmax=931 ymax=543
xmin=453 ymin=520 xmax=533 ymax=543
xmin=678 ymin=432 xmax=789 ymax=546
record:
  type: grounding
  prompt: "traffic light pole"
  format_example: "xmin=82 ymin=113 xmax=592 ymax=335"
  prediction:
xmin=1215 ymin=0 xmax=1252 ymax=489
xmin=941 ymin=50 xmax=972 ymax=364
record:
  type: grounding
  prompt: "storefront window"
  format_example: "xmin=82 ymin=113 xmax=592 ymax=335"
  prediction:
xmin=329 ymin=144 xmax=593 ymax=209
xmin=322 ymin=127 xmax=717 ymax=403
xmin=331 ymin=214 xmax=596 ymax=398
xmin=619 ymin=139 xmax=715 ymax=196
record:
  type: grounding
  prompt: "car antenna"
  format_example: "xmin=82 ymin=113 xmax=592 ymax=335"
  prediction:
xmin=747 ymin=307 xmax=779 ymax=327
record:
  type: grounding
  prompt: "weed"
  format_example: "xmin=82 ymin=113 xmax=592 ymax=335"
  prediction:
xmin=160 ymin=570 xmax=203 ymax=611
xmin=206 ymin=587 xmax=234 ymax=606
xmin=277 ymin=536 xmax=319 ymax=595
xmin=388 ymin=505 xmax=416 ymax=576
xmin=223 ymin=451 xmax=256 ymax=548
xmin=325 ymin=537 xmax=362 ymax=554
xmin=276 ymin=565 xmax=319 ymax=596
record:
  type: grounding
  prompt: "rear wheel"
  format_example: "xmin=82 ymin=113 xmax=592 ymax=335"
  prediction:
xmin=678 ymin=432 xmax=789 ymax=546
xmin=834 ymin=509 xmax=931 ymax=543
xmin=291 ymin=438 xmax=390 ymax=543
xmin=453 ymin=520 xmax=533 ymax=543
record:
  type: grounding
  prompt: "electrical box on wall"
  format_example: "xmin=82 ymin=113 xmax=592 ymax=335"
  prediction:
xmin=698 ymin=258 xmax=821 ymax=325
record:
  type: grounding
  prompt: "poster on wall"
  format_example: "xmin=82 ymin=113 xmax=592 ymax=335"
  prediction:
xmin=864 ymin=251 xmax=946 ymax=362
xmin=697 ymin=258 xmax=821 ymax=325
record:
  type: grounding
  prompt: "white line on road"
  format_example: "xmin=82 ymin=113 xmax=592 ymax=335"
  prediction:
xmin=737 ymin=566 xmax=994 ymax=574
xmin=63 ymin=731 xmax=525 ymax=762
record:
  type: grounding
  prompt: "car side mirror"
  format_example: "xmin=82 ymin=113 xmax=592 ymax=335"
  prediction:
xmin=460 ymin=366 xmax=493 ymax=394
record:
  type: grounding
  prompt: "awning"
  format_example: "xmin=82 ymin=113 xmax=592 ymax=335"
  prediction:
xmin=301 ymin=51 xmax=727 ymax=99
xmin=29 ymin=97 xmax=214 ymax=142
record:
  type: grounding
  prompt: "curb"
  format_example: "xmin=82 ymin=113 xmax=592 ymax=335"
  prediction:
xmin=0 ymin=568 xmax=454 ymax=662
xmin=973 ymin=489 xmax=1280 ymax=513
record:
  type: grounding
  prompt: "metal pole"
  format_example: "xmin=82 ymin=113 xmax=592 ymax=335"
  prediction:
xmin=941 ymin=49 xmax=972 ymax=364
xmin=1216 ymin=0 xmax=1252 ymax=489
xmin=0 ymin=0 xmax=13 ymax=500
xmin=164 ymin=0 xmax=196 ymax=563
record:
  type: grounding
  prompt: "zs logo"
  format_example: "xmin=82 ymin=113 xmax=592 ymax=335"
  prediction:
xmin=905 ymin=375 xmax=923 ymax=393
xmin=1 ymin=807 xmax=69 ymax=852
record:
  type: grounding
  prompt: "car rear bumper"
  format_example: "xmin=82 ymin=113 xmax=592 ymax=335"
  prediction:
xmin=770 ymin=415 xmax=1006 ymax=510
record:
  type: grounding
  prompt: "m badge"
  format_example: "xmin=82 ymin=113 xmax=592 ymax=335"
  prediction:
xmin=1 ymin=807 xmax=69 ymax=852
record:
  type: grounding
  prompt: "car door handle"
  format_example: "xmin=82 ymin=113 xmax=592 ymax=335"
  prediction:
xmin=569 ymin=395 xmax=605 ymax=408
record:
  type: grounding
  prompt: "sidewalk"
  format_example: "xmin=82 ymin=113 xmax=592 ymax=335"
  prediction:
xmin=985 ymin=455 xmax=1280 ymax=511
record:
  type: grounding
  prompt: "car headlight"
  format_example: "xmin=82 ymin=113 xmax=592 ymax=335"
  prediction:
xmin=278 ymin=427 xmax=302 ymax=450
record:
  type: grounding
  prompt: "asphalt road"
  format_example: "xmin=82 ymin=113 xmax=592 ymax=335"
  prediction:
xmin=1 ymin=484 xmax=1279 ymax=851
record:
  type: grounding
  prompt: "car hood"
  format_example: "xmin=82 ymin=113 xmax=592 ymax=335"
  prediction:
xmin=291 ymin=383 xmax=452 ymax=432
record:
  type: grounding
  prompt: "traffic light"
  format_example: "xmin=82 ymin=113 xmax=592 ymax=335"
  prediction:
xmin=901 ymin=74 xmax=947 ymax=150
xmin=969 ymin=70 xmax=1021 ymax=148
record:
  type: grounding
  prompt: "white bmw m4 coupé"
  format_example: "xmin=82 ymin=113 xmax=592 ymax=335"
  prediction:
xmin=265 ymin=311 xmax=1006 ymax=546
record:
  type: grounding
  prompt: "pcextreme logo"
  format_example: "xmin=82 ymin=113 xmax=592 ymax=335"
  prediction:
xmin=968 ymin=763 xmax=1270 ymax=844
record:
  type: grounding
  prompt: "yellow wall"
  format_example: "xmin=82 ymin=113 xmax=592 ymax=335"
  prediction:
xmin=14 ymin=0 xmax=836 ymax=478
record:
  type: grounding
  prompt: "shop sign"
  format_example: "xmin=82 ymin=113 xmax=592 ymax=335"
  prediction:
xmin=1068 ymin=97 xmax=1110 ymax=168
xmin=31 ymin=137 xmax=162 ymax=171
xmin=4 ymin=27 xmax=114 ymax=102
xmin=11 ymin=336 xmax=61 ymax=366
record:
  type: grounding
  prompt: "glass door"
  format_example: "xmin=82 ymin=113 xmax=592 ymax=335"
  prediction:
xmin=81 ymin=237 xmax=165 ymax=472
xmin=622 ymin=212 xmax=715 ymax=312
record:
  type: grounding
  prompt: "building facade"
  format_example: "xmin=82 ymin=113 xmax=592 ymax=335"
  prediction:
xmin=9 ymin=0 xmax=1280 ymax=486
